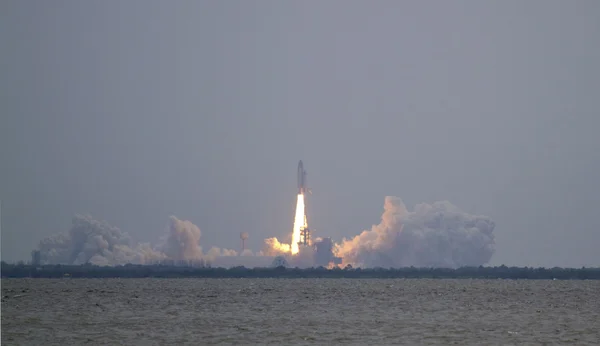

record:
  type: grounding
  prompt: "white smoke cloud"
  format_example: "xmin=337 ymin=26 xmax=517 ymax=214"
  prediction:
xmin=261 ymin=237 xmax=291 ymax=256
xmin=335 ymin=196 xmax=495 ymax=268
xmin=37 ymin=214 xmax=239 ymax=266
xmin=159 ymin=216 xmax=204 ymax=260
xmin=36 ymin=196 xmax=495 ymax=268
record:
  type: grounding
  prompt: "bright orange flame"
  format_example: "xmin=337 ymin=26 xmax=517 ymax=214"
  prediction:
xmin=291 ymin=193 xmax=305 ymax=255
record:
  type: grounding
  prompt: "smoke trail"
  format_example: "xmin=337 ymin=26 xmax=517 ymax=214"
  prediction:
xmin=291 ymin=194 xmax=305 ymax=254
xmin=335 ymin=196 xmax=495 ymax=268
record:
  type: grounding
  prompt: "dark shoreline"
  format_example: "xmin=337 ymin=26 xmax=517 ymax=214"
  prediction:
xmin=2 ymin=262 xmax=599 ymax=279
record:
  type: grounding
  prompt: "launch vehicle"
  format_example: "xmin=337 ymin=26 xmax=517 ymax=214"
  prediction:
xmin=297 ymin=160 xmax=307 ymax=195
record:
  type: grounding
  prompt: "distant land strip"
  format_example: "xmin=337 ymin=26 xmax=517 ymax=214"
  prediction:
xmin=2 ymin=262 xmax=599 ymax=280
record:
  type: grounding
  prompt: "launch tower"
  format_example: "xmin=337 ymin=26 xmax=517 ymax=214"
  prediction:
xmin=299 ymin=216 xmax=310 ymax=246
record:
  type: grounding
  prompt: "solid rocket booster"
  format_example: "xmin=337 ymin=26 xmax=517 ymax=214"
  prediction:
xmin=297 ymin=160 xmax=307 ymax=195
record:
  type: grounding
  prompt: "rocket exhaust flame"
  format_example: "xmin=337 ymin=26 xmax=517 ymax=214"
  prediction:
xmin=291 ymin=193 xmax=305 ymax=255
xmin=291 ymin=160 xmax=310 ymax=255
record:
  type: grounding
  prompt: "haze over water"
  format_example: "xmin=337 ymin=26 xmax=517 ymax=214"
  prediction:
xmin=2 ymin=278 xmax=599 ymax=345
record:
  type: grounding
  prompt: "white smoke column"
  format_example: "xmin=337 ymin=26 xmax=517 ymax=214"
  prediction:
xmin=160 ymin=216 xmax=205 ymax=260
xmin=291 ymin=194 xmax=305 ymax=254
xmin=335 ymin=196 xmax=495 ymax=268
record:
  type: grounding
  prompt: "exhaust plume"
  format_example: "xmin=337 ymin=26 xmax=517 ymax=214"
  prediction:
xmin=291 ymin=194 xmax=305 ymax=254
xmin=335 ymin=196 xmax=495 ymax=268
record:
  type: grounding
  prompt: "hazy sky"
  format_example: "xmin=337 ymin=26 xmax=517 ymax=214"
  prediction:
xmin=1 ymin=1 xmax=599 ymax=267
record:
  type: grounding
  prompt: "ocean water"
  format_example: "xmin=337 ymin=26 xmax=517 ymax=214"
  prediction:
xmin=2 ymin=278 xmax=599 ymax=345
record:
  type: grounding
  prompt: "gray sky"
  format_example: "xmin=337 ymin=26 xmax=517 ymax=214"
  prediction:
xmin=1 ymin=1 xmax=599 ymax=267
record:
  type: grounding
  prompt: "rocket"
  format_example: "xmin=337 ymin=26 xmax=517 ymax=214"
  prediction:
xmin=297 ymin=160 xmax=307 ymax=195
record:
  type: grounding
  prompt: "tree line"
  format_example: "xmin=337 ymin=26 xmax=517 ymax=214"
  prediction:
xmin=2 ymin=262 xmax=599 ymax=279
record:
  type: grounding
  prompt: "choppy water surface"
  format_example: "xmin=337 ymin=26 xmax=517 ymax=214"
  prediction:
xmin=2 ymin=278 xmax=599 ymax=345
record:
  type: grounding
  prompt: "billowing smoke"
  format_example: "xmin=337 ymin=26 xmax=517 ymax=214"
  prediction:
xmin=37 ymin=214 xmax=240 ymax=266
xmin=36 ymin=195 xmax=495 ymax=268
xmin=335 ymin=196 xmax=495 ymax=268
xmin=261 ymin=237 xmax=291 ymax=256
xmin=37 ymin=214 xmax=163 ymax=265
xmin=160 ymin=216 xmax=203 ymax=260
